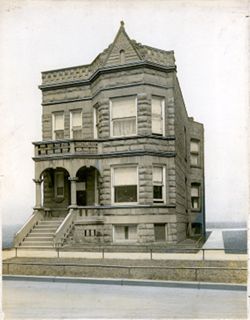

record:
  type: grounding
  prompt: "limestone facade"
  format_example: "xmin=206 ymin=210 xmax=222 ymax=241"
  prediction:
xmin=32 ymin=22 xmax=205 ymax=245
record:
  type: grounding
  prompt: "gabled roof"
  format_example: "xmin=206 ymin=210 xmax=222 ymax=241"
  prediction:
xmin=41 ymin=22 xmax=175 ymax=86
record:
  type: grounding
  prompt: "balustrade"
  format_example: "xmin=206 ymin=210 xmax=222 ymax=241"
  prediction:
xmin=34 ymin=140 xmax=98 ymax=157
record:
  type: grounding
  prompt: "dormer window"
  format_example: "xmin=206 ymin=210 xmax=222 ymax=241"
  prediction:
xmin=120 ymin=49 xmax=125 ymax=64
xmin=110 ymin=96 xmax=137 ymax=137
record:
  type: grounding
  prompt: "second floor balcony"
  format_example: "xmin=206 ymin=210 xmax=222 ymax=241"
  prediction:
xmin=33 ymin=136 xmax=175 ymax=159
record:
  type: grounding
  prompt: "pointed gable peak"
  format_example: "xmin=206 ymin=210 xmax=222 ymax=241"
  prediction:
xmin=104 ymin=21 xmax=142 ymax=67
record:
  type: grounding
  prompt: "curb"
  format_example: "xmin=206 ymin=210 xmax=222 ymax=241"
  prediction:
xmin=3 ymin=275 xmax=246 ymax=291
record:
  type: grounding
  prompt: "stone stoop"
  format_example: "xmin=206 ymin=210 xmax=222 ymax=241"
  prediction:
xmin=20 ymin=217 xmax=64 ymax=248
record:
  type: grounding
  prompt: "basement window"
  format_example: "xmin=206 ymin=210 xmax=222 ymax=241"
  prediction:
xmin=113 ymin=225 xmax=137 ymax=242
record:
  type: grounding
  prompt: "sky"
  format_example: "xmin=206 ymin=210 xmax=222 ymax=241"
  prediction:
xmin=0 ymin=0 xmax=249 ymax=225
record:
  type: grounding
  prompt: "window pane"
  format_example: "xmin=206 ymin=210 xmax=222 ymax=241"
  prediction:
xmin=72 ymin=111 xmax=82 ymax=127
xmin=113 ymin=167 xmax=137 ymax=186
xmin=54 ymin=113 xmax=64 ymax=130
xmin=191 ymin=197 xmax=199 ymax=209
xmin=113 ymin=117 xmax=136 ymax=136
xmin=152 ymin=97 xmax=163 ymax=116
xmin=152 ymin=117 xmax=163 ymax=135
xmin=153 ymin=186 xmax=163 ymax=200
xmin=190 ymin=141 xmax=199 ymax=153
xmin=191 ymin=186 xmax=199 ymax=197
xmin=152 ymin=97 xmax=164 ymax=135
xmin=112 ymin=97 xmax=136 ymax=118
xmin=115 ymin=185 xmax=137 ymax=202
xmin=191 ymin=154 xmax=198 ymax=166
xmin=153 ymin=167 xmax=163 ymax=184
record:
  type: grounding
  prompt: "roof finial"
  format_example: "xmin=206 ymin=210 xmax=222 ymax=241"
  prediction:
xmin=120 ymin=20 xmax=125 ymax=28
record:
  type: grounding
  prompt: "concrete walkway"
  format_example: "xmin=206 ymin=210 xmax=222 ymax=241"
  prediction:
xmin=203 ymin=230 xmax=225 ymax=249
xmin=3 ymin=278 xmax=247 ymax=319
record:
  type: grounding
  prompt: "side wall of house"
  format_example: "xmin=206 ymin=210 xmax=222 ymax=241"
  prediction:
xmin=173 ymin=75 xmax=190 ymax=242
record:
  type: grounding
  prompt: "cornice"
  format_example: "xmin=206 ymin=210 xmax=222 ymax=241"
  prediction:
xmin=39 ymin=61 xmax=176 ymax=91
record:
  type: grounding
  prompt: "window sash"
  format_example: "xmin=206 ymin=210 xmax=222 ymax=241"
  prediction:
xmin=54 ymin=113 xmax=64 ymax=131
xmin=111 ymin=97 xmax=136 ymax=118
xmin=71 ymin=111 xmax=82 ymax=128
xmin=113 ymin=167 xmax=137 ymax=186
xmin=152 ymin=97 xmax=164 ymax=135
xmin=190 ymin=154 xmax=198 ymax=166
xmin=153 ymin=166 xmax=165 ymax=203
xmin=190 ymin=140 xmax=199 ymax=153
xmin=191 ymin=186 xmax=199 ymax=197
xmin=111 ymin=96 xmax=137 ymax=137
xmin=114 ymin=185 xmax=137 ymax=203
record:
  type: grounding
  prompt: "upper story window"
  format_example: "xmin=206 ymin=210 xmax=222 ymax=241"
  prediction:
xmin=153 ymin=166 xmax=166 ymax=203
xmin=110 ymin=96 xmax=137 ymax=137
xmin=191 ymin=183 xmax=200 ymax=210
xmin=93 ymin=106 xmax=99 ymax=139
xmin=70 ymin=110 xmax=82 ymax=139
xmin=120 ymin=49 xmax=125 ymax=64
xmin=112 ymin=166 xmax=138 ymax=204
xmin=52 ymin=112 xmax=64 ymax=140
xmin=190 ymin=139 xmax=200 ymax=166
xmin=152 ymin=96 xmax=165 ymax=136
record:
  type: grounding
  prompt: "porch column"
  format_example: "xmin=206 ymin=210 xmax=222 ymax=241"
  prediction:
xmin=69 ymin=177 xmax=78 ymax=206
xmin=33 ymin=178 xmax=43 ymax=208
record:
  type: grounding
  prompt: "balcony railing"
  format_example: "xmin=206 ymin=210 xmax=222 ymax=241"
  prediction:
xmin=34 ymin=140 xmax=98 ymax=157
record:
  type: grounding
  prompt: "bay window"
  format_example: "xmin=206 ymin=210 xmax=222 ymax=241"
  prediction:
xmin=110 ymin=96 xmax=137 ymax=137
xmin=112 ymin=166 xmax=138 ymax=203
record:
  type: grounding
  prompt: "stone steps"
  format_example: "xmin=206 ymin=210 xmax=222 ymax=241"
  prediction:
xmin=20 ymin=217 xmax=65 ymax=248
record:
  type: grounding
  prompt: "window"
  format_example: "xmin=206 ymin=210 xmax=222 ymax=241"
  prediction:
xmin=55 ymin=172 xmax=64 ymax=198
xmin=191 ymin=183 xmax=200 ymax=210
xmin=110 ymin=96 xmax=136 ymax=137
xmin=152 ymin=96 xmax=165 ymax=135
xmin=153 ymin=166 xmax=165 ymax=203
xmin=154 ymin=224 xmax=167 ymax=241
xmin=53 ymin=112 xmax=64 ymax=139
xmin=190 ymin=139 xmax=200 ymax=166
xmin=93 ymin=106 xmax=99 ymax=139
xmin=120 ymin=49 xmax=125 ymax=64
xmin=112 ymin=166 xmax=137 ymax=203
xmin=70 ymin=110 xmax=82 ymax=139
xmin=113 ymin=225 xmax=137 ymax=242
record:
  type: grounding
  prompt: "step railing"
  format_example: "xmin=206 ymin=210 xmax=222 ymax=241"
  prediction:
xmin=53 ymin=209 xmax=77 ymax=248
xmin=14 ymin=210 xmax=44 ymax=247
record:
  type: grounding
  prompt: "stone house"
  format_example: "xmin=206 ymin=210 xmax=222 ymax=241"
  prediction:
xmin=15 ymin=22 xmax=205 ymax=248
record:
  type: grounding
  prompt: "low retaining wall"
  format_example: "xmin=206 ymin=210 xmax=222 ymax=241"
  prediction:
xmin=2 ymin=248 xmax=247 ymax=261
xmin=2 ymin=260 xmax=247 ymax=284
